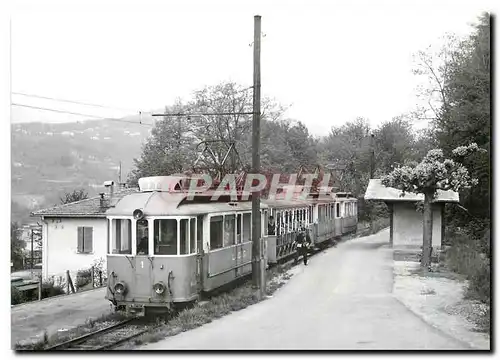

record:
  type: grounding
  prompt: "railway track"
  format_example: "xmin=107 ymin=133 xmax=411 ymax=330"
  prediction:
xmin=46 ymin=318 xmax=150 ymax=351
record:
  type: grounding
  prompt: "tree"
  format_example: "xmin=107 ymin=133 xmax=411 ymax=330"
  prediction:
xmin=60 ymin=189 xmax=88 ymax=204
xmin=381 ymin=144 xmax=484 ymax=269
xmin=128 ymin=100 xmax=197 ymax=185
xmin=435 ymin=13 xmax=490 ymax=224
xmin=11 ymin=222 xmax=25 ymax=271
xmin=318 ymin=118 xmax=372 ymax=195
xmin=373 ymin=116 xmax=418 ymax=174
xmin=129 ymin=81 xmax=287 ymax=182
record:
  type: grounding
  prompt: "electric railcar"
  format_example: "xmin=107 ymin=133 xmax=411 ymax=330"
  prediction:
xmin=105 ymin=176 xmax=358 ymax=316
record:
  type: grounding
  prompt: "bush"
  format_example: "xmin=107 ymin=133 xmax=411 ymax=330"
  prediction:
xmin=41 ymin=280 xmax=65 ymax=299
xmin=75 ymin=269 xmax=92 ymax=290
xmin=11 ymin=286 xmax=24 ymax=305
xmin=445 ymin=226 xmax=490 ymax=305
xmin=466 ymin=257 xmax=490 ymax=304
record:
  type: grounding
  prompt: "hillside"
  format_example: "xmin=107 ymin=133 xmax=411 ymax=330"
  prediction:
xmin=11 ymin=118 xmax=152 ymax=224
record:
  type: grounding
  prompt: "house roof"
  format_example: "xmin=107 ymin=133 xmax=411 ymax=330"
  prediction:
xmin=31 ymin=188 xmax=138 ymax=218
xmin=364 ymin=179 xmax=459 ymax=203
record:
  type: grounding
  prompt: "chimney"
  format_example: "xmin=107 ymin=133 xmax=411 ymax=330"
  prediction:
xmin=104 ymin=180 xmax=115 ymax=199
xmin=99 ymin=192 xmax=106 ymax=208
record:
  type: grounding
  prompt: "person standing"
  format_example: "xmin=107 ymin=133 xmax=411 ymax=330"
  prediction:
xmin=294 ymin=227 xmax=311 ymax=265
xmin=268 ymin=216 xmax=276 ymax=235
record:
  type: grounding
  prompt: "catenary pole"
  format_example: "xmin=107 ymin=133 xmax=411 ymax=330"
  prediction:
xmin=251 ymin=15 xmax=264 ymax=299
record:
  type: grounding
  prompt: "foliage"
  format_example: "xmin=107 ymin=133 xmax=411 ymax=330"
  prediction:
xmin=60 ymin=188 xmax=89 ymax=204
xmin=11 ymin=222 xmax=25 ymax=271
xmin=430 ymin=14 xmax=490 ymax=223
xmin=75 ymin=269 xmax=92 ymax=290
xmin=444 ymin=226 xmax=490 ymax=304
xmin=41 ymin=279 xmax=66 ymax=299
xmin=129 ymin=81 xmax=316 ymax=183
xmin=380 ymin=144 xmax=481 ymax=198
xmin=11 ymin=286 xmax=25 ymax=305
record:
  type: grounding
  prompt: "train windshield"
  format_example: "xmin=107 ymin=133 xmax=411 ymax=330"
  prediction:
xmin=154 ymin=219 xmax=177 ymax=255
xmin=110 ymin=219 xmax=132 ymax=254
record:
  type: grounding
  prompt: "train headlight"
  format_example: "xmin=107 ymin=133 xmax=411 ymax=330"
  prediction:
xmin=153 ymin=282 xmax=166 ymax=295
xmin=114 ymin=281 xmax=127 ymax=295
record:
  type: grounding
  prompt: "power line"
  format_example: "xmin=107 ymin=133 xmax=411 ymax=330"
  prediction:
xmin=12 ymin=92 xmax=139 ymax=113
xmin=11 ymin=103 xmax=153 ymax=126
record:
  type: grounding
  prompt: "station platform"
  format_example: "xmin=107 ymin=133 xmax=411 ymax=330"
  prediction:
xmin=11 ymin=287 xmax=111 ymax=347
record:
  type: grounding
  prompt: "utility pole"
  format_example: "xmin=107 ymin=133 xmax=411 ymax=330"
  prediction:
xmin=119 ymin=161 xmax=122 ymax=185
xmin=30 ymin=228 xmax=34 ymax=278
xmin=251 ymin=15 xmax=264 ymax=299
xmin=369 ymin=133 xmax=375 ymax=230
xmin=370 ymin=133 xmax=375 ymax=179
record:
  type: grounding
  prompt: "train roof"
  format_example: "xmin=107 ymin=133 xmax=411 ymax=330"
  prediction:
xmin=106 ymin=191 xmax=269 ymax=217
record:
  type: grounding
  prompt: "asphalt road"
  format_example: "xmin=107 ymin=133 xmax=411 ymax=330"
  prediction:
xmin=140 ymin=229 xmax=470 ymax=350
xmin=11 ymin=287 xmax=111 ymax=346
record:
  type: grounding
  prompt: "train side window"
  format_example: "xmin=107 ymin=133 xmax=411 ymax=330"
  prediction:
xmin=276 ymin=211 xmax=281 ymax=236
xmin=224 ymin=215 xmax=235 ymax=247
xmin=243 ymin=213 xmax=251 ymax=242
xmin=111 ymin=219 xmax=132 ymax=254
xmin=237 ymin=214 xmax=242 ymax=243
xmin=136 ymin=219 xmax=149 ymax=255
xmin=180 ymin=219 xmax=189 ymax=254
xmin=154 ymin=219 xmax=177 ymax=255
xmin=336 ymin=203 xmax=340 ymax=218
xmin=190 ymin=218 xmax=196 ymax=254
xmin=263 ymin=210 xmax=268 ymax=236
xmin=210 ymin=216 xmax=224 ymax=250
xmin=197 ymin=216 xmax=204 ymax=252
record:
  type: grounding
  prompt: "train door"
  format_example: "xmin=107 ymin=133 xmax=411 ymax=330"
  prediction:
xmin=196 ymin=215 xmax=204 ymax=292
xmin=235 ymin=213 xmax=243 ymax=277
xmin=134 ymin=218 xmax=152 ymax=297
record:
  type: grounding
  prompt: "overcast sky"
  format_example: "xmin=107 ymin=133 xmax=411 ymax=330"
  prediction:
xmin=9 ymin=0 xmax=491 ymax=135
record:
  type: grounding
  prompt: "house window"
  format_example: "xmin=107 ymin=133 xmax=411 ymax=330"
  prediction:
xmin=77 ymin=227 xmax=93 ymax=254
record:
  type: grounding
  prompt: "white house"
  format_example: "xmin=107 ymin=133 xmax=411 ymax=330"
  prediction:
xmin=364 ymin=179 xmax=459 ymax=251
xmin=31 ymin=186 xmax=136 ymax=284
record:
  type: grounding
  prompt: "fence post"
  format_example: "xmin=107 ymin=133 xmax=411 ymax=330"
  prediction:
xmin=66 ymin=270 xmax=75 ymax=293
xmin=38 ymin=275 xmax=42 ymax=301
xmin=66 ymin=271 xmax=69 ymax=294
xmin=99 ymin=270 xmax=103 ymax=287
xmin=91 ymin=266 xmax=95 ymax=288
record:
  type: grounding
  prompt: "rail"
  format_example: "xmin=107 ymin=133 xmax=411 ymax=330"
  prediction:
xmin=45 ymin=318 xmax=148 ymax=351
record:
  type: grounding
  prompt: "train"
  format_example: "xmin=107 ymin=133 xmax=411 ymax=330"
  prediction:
xmin=105 ymin=175 xmax=358 ymax=316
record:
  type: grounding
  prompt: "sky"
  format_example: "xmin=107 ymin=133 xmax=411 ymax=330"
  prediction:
xmin=8 ymin=0 xmax=493 ymax=136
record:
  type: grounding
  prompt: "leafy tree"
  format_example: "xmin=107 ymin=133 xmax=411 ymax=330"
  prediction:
xmin=11 ymin=222 xmax=25 ymax=271
xmin=436 ymin=13 xmax=490 ymax=224
xmin=128 ymin=100 xmax=197 ymax=185
xmin=381 ymin=144 xmax=484 ymax=269
xmin=129 ymin=81 xmax=287 ymax=182
xmin=318 ymin=117 xmax=372 ymax=195
xmin=373 ymin=116 xmax=417 ymax=174
xmin=60 ymin=189 xmax=88 ymax=204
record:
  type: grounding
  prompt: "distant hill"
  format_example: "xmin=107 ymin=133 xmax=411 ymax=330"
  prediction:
xmin=11 ymin=117 xmax=154 ymax=224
